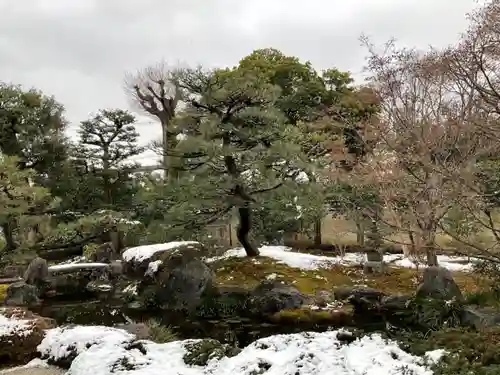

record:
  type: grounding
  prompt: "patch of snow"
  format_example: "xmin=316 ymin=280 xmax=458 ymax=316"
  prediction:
xmin=123 ymin=283 xmax=139 ymax=296
xmin=45 ymin=327 xmax=441 ymax=375
xmin=0 ymin=314 xmax=32 ymax=337
xmin=266 ymin=273 xmax=278 ymax=280
xmin=38 ymin=325 xmax=135 ymax=362
xmin=176 ymin=133 xmax=187 ymax=141
xmin=0 ymin=358 xmax=52 ymax=374
xmin=208 ymin=245 xmax=475 ymax=272
xmin=386 ymin=254 xmax=474 ymax=272
xmin=424 ymin=349 xmax=448 ymax=364
xmin=207 ymin=246 xmax=350 ymax=271
xmin=49 ymin=263 xmax=109 ymax=272
xmin=122 ymin=241 xmax=199 ymax=262
xmin=145 ymin=260 xmax=163 ymax=277
xmin=295 ymin=171 xmax=310 ymax=183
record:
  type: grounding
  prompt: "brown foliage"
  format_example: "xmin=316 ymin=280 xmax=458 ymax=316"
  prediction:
xmin=355 ymin=26 xmax=500 ymax=265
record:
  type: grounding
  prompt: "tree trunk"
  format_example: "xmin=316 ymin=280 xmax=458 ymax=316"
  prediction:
xmin=313 ymin=218 xmax=322 ymax=246
xmin=423 ymin=230 xmax=438 ymax=266
xmin=355 ymin=215 xmax=365 ymax=246
xmin=102 ymin=150 xmax=112 ymax=205
xmin=237 ymin=206 xmax=259 ymax=257
xmin=425 ymin=242 xmax=438 ymax=266
xmin=162 ymin=124 xmax=170 ymax=180
xmin=2 ymin=220 xmax=17 ymax=252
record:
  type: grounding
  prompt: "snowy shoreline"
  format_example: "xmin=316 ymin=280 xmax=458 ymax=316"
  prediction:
xmin=206 ymin=245 xmax=476 ymax=272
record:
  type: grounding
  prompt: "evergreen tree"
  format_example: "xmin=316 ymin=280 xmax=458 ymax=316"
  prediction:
xmin=76 ymin=109 xmax=144 ymax=209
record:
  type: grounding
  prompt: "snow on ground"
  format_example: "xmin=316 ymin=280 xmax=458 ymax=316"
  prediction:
xmin=387 ymin=255 xmax=476 ymax=272
xmin=207 ymin=245 xmax=475 ymax=272
xmin=36 ymin=325 xmax=444 ymax=375
xmin=0 ymin=312 xmax=32 ymax=337
xmin=48 ymin=263 xmax=109 ymax=272
xmin=0 ymin=359 xmax=64 ymax=375
xmin=122 ymin=241 xmax=199 ymax=262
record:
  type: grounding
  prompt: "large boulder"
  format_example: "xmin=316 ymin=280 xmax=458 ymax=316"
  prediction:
xmin=460 ymin=306 xmax=500 ymax=329
xmin=115 ymin=323 xmax=151 ymax=340
xmin=416 ymin=266 xmax=463 ymax=301
xmin=145 ymin=258 xmax=214 ymax=311
xmin=333 ymin=286 xmax=387 ymax=302
xmin=4 ymin=282 xmax=40 ymax=307
xmin=247 ymin=280 xmax=307 ymax=316
xmin=48 ymin=263 xmax=112 ymax=297
xmin=122 ymin=241 xmax=204 ymax=279
xmin=127 ymin=242 xmax=214 ymax=312
xmin=0 ymin=307 xmax=56 ymax=368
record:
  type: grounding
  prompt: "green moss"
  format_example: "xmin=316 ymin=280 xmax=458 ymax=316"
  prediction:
xmin=269 ymin=307 xmax=353 ymax=325
xmin=82 ymin=243 xmax=100 ymax=259
xmin=182 ymin=339 xmax=240 ymax=366
xmin=213 ymin=256 xmax=484 ymax=295
xmin=0 ymin=284 xmax=7 ymax=302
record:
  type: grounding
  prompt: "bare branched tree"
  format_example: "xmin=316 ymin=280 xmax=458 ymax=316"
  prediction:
xmin=434 ymin=0 xmax=500 ymax=263
xmin=125 ymin=61 xmax=184 ymax=180
xmin=356 ymin=37 xmax=488 ymax=266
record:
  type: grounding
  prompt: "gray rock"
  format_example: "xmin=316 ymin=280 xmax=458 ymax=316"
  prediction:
xmin=89 ymin=242 xmax=114 ymax=263
xmin=109 ymin=261 xmax=123 ymax=277
xmin=380 ymin=294 xmax=412 ymax=310
xmin=363 ymin=251 xmax=387 ymax=274
xmin=333 ymin=287 xmax=387 ymax=302
xmin=416 ymin=266 xmax=463 ymax=301
xmin=49 ymin=264 xmax=111 ymax=297
xmin=153 ymin=259 xmax=214 ymax=311
xmin=461 ymin=306 xmax=500 ymax=329
xmin=131 ymin=245 xmax=214 ymax=312
xmin=115 ymin=323 xmax=151 ymax=340
xmin=311 ymin=290 xmax=336 ymax=307
xmin=366 ymin=250 xmax=383 ymax=262
xmin=363 ymin=261 xmax=387 ymax=275
xmin=122 ymin=242 xmax=206 ymax=279
xmin=248 ymin=280 xmax=306 ymax=315
xmin=4 ymin=282 xmax=40 ymax=307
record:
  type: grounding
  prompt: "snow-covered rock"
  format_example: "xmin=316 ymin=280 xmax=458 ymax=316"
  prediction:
xmin=35 ymin=325 xmax=445 ymax=375
xmin=122 ymin=241 xmax=202 ymax=278
xmin=122 ymin=241 xmax=201 ymax=263
xmin=38 ymin=325 xmax=135 ymax=368
xmin=0 ymin=308 xmax=56 ymax=367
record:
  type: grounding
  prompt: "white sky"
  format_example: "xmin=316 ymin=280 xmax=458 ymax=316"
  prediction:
xmin=0 ymin=0 xmax=482 ymax=165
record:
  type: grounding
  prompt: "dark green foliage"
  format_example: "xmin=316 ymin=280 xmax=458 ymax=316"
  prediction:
xmin=74 ymin=108 xmax=143 ymax=210
xmin=398 ymin=327 xmax=500 ymax=375
xmin=183 ymin=339 xmax=240 ymax=366
xmin=0 ymin=82 xmax=69 ymax=174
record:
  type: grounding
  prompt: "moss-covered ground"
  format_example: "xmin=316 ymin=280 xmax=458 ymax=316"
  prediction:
xmin=212 ymin=255 xmax=486 ymax=295
xmin=0 ymin=284 xmax=8 ymax=302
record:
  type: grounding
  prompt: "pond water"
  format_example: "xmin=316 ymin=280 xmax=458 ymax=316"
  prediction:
xmin=33 ymin=298 xmax=386 ymax=347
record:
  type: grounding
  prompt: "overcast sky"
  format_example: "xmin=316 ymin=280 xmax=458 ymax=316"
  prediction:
xmin=0 ymin=0 xmax=482 ymax=164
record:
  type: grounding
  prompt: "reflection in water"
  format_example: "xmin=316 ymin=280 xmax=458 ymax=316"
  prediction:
xmin=33 ymin=300 xmax=343 ymax=347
